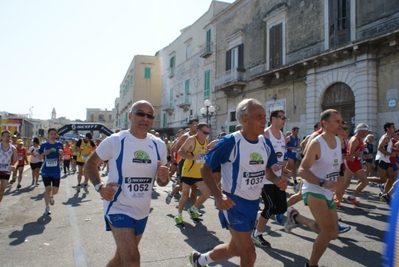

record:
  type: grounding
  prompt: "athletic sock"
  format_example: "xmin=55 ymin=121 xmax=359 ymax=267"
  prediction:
xmin=191 ymin=206 xmax=198 ymax=211
xmin=254 ymin=230 xmax=262 ymax=237
xmin=198 ymin=252 xmax=213 ymax=265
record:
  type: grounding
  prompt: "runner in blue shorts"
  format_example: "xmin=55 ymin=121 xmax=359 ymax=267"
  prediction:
xmin=190 ymin=98 xmax=287 ymax=267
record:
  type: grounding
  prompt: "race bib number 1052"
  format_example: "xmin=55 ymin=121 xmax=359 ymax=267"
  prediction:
xmin=123 ymin=177 xmax=152 ymax=198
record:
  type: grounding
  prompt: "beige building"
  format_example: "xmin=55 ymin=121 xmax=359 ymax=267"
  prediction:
xmin=85 ymin=108 xmax=115 ymax=138
xmin=157 ymin=1 xmax=231 ymax=139
xmin=115 ymin=55 xmax=162 ymax=131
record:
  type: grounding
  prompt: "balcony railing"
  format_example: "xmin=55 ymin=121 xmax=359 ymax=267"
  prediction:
xmin=199 ymin=42 xmax=213 ymax=58
xmin=215 ymin=68 xmax=246 ymax=88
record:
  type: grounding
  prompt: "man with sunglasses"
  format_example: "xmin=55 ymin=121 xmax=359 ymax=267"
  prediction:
xmin=167 ymin=119 xmax=199 ymax=208
xmin=193 ymin=99 xmax=288 ymax=267
xmin=85 ymin=100 xmax=169 ymax=267
xmin=252 ymin=109 xmax=288 ymax=247
xmin=175 ymin=122 xmax=211 ymax=225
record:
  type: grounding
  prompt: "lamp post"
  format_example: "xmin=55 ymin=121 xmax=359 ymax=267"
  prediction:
xmin=200 ymin=99 xmax=216 ymax=125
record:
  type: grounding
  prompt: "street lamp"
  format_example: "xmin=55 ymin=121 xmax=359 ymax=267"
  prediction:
xmin=200 ymin=99 xmax=216 ymax=125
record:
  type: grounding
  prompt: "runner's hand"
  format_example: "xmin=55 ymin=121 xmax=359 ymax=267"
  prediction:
xmin=215 ymin=194 xmax=235 ymax=210
xmin=100 ymin=182 xmax=120 ymax=201
xmin=156 ymin=161 xmax=169 ymax=186
xmin=275 ymin=177 xmax=288 ymax=191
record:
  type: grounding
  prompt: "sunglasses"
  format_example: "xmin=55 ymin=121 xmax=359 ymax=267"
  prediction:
xmin=133 ymin=111 xmax=155 ymax=119
xmin=342 ymin=128 xmax=348 ymax=130
xmin=201 ymin=130 xmax=210 ymax=135
xmin=276 ymin=115 xmax=287 ymax=120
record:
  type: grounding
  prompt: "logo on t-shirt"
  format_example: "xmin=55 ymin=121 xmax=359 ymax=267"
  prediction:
xmin=249 ymin=152 xmax=264 ymax=165
xmin=133 ymin=150 xmax=152 ymax=163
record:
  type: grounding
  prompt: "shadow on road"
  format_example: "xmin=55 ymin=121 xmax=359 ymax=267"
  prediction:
xmin=8 ymin=214 xmax=52 ymax=246
xmin=62 ymin=191 xmax=91 ymax=207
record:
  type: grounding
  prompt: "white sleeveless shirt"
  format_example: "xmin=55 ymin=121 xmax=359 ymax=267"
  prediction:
xmin=375 ymin=134 xmax=392 ymax=163
xmin=264 ymin=127 xmax=286 ymax=183
xmin=302 ymin=135 xmax=341 ymax=200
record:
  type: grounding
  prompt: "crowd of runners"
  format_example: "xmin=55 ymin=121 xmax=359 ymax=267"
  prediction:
xmin=0 ymin=98 xmax=397 ymax=267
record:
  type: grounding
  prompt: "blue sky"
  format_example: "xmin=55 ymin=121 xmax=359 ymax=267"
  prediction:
xmin=0 ymin=0 xmax=235 ymax=120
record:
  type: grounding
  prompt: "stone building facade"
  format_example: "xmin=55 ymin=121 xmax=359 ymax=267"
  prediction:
xmin=212 ymin=0 xmax=399 ymax=138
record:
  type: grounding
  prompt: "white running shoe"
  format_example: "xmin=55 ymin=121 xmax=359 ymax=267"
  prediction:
xmin=165 ymin=191 xmax=172 ymax=204
xmin=284 ymin=207 xmax=298 ymax=233
xmin=45 ymin=206 xmax=51 ymax=215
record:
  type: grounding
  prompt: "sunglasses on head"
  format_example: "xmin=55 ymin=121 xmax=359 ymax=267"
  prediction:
xmin=133 ymin=111 xmax=155 ymax=119
xmin=201 ymin=130 xmax=210 ymax=135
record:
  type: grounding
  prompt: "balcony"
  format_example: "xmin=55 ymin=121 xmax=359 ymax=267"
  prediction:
xmin=176 ymin=99 xmax=191 ymax=112
xmin=162 ymin=103 xmax=175 ymax=115
xmin=199 ymin=42 xmax=213 ymax=58
xmin=215 ymin=68 xmax=246 ymax=96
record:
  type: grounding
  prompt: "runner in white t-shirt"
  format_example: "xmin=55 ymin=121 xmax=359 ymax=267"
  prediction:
xmin=85 ymin=100 xmax=169 ymax=266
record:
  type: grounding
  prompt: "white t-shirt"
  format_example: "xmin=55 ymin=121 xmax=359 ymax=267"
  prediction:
xmin=96 ymin=130 xmax=167 ymax=220
xmin=302 ymin=135 xmax=341 ymax=200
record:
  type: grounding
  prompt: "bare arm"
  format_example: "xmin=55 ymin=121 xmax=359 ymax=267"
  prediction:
xmin=178 ymin=137 xmax=197 ymax=160
xmin=378 ymin=136 xmax=393 ymax=157
xmin=85 ymin=151 xmax=120 ymax=201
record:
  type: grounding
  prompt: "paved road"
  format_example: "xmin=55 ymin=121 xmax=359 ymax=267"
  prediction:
xmin=0 ymin=166 xmax=388 ymax=267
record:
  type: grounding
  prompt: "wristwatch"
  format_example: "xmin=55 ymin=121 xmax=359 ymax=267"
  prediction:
xmin=95 ymin=182 xmax=105 ymax=192
xmin=319 ymin=179 xmax=325 ymax=187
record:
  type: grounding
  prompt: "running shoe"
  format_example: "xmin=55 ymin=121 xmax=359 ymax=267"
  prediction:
xmin=188 ymin=207 xmax=199 ymax=219
xmin=36 ymin=182 xmax=40 ymax=186
xmin=284 ymin=207 xmax=298 ymax=233
xmin=76 ymin=184 xmax=81 ymax=192
xmin=174 ymin=192 xmax=181 ymax=199
xmin=369 ymin=182 xmax=378 ymax=187
xmin=189 ymin=251 xmax=209 ymax=267
xmin=31 ymin=179 xmax=35 ymax=186
xmin=381 ymin=194 xmax=391 ymax=205
xmin=50 ymin=196 xmax=54 ymax=206
xmin=165 ymin=191 xmax=172 ymax=205
xmin=9 ymin=178 xmax=16 ymax=185
xmin=251 ymin=233 xmax=271 ymax=247
xmin=45 ymin=206 xmax=51 ymax=215
xmin=174 ymin=214 xmax=183 ymax=225
xmin=338 ymin=216 xmax=342 ymax=221
xmin=346 ymin=196 xmax=360 ymax=207
xmin=172 ymin=182 xmax=176 ymax=189
xmin=338 ymin=223 xmax=351 ymax=234
xmin=83 ymin=185 xmax=89 ymax=193
xmin=16 ymin=183 xmax=21 ymax=189
xmin=275 ymin=213 xmax=284 ymax=225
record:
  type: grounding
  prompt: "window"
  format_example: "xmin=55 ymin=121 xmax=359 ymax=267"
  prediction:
xmin=264 ymin=4 xmax=287 ymax=70
xmin=269 ymin=23 xmax=282 ymax=69
xmin=99 ymin=114 xmax=104 ymax=121
xmin=226 ymin=44 xmax=244 ymax=71
xmin=186 ymin=44 xmax=191 ymax=59
xmin=329 ymin=0 xmax=350 ymax=47
xmin=184 ymin=80 xmax=190 ymax=103
xmin=204 ymin=70 xmax=210 ymax=99
xmin=206 ymin=29 xmax=211 ymax=53
xmin=169 ymin=56 xmax=175 ymax=77
xmin=230 ymin=111 xmax=237 ymax=122
xmin=144 ymin=67 xmax=151 ymax=79
xmin=90 ymin=114 xmax=94 ymax=122
xmin=169 ymin=88 xmax=174 ymax=108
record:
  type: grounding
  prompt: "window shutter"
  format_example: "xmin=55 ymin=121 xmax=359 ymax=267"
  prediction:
xmin=270 ymin=24 xmax=282 ymax=68
xmin=238 ymin=44 xmax=244 ymax=69
xmin=329 ymin=0 xmax=335 ymax=47
xmin=226 ymin=49 xmax=231 ymax=71
xmin=206 ymin=29 xmax=211 ymax=52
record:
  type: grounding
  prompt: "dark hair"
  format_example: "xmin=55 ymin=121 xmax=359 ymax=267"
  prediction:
xmin=33 ymin=137 xmax=40 ymax=144
xmin=383 ymin=122 xmax=394 ymax=132
xmin=48 ymin=128 xmax=57 ymax=134
xmin=86 ymin=132 xmax=93 ymax=139
xmin=292 ymin=126 xmax=299 ymax=131
xmin=320 ymin=109 xmax=340 ymax=128
xmin=314 ymin=122 xmax=320 ymax=130
xmin=188 ymin=119 xmax=199 ymax=125
xmin=197 ymin=122 xmax=210 ymax=131
xmin=270 ymin=109 xmax=285 ymax=122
